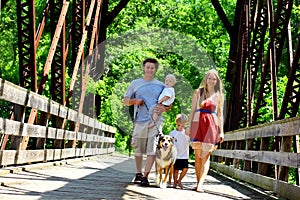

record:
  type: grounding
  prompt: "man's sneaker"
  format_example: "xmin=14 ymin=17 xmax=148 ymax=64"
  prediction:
xmin=140 ymin=176 xmax=150 ymax=187
xmin=133 ymin=173 xmax=143 ymax=183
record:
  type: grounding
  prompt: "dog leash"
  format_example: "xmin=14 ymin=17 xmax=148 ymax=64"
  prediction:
xmin=143 ymin=100 xmax=162 ymax=136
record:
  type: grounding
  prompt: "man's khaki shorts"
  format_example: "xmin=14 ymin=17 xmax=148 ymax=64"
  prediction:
xmin=131 ymin=121 xmax=161 ymax=156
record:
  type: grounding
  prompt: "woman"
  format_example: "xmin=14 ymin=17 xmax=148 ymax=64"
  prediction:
xmin=187 ymin=69 xmax=225 ymax=192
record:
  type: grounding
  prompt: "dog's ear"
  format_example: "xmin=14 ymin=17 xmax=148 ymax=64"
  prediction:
xmin=157 ymin=137 xmax=163 ymax=149
xmin=159 ymin=135 xmax=164 ymax=143
xmin=157 ymin=133 xmax=165 ymax=141
xmin=156 ymin=132 xmax=164 ymax=138
xmin=156 ymin=133 xmax=163 ymax=149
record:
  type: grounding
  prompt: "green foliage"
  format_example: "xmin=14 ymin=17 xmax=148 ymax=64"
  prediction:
xmin=291 ymin=5 xmax=300 ymax=46
xmin=0 ymin=1 xmax=18 ymax=83
xmin=0 ymin=100 xmax=13 ymax=119
xmin=111 ymin=0 xmax=232 ymax=71
xmin=288 ymin=168 xmax=297 ymax=185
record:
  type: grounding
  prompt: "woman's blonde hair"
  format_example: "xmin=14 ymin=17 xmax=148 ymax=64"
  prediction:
xmin=198 ymin=69 xmax=224 ymax=114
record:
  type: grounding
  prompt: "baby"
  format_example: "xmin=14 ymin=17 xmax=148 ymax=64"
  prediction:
xmin=149 ymin=74 xmax=176 ymax=128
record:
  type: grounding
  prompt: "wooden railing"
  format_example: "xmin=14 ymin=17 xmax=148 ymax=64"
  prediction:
xmin=0 ymin=78 xmax=116 ymax=166
xmin=212 ymin=117 xmax=300 ymax=200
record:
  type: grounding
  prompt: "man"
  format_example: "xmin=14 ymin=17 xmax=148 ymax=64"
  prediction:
xmin=123 ymin=58 xmax=169 ymax=186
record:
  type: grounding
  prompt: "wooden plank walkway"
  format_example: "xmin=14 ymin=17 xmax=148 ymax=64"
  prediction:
xmin=0 ymin=153 xmax=279 ymax=200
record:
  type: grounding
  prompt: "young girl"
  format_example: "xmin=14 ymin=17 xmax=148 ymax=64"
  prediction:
xmin=169 ymin=114 xmax=189 ymax=189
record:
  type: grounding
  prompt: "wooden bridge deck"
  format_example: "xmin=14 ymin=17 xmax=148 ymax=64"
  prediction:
xmin=0 ymin=153 xmax=279 ymax=200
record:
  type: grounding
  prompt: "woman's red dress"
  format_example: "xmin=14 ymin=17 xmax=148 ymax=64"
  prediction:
xmin=191 ymin=92 xmax=219 ymax=144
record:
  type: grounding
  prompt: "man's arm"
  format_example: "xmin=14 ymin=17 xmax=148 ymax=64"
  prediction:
xmin=123 ymin=97 xmax=144 ymax=106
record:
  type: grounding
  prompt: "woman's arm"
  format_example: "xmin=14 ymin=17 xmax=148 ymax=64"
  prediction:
xmin=217 ymin=95 xmax=224 ymax=143
xmin=186 ymin=90 xmax=199 ymax=135
xmin=189 ymin=90 xmax=199 ymax=125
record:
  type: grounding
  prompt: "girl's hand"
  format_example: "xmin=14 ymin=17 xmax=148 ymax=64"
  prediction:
xmin=185 ymin=127 xmax=191 ymax=136
xmin=219 ymin=132 xmax=224 ymax=143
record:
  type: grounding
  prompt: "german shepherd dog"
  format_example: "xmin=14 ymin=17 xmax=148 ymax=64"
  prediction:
xmin=155 ymin=134 xmax=177 ymax=188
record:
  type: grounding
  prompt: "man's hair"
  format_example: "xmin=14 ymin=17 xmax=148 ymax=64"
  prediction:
xmin=142 ymin=58 xmax=159 ymax=70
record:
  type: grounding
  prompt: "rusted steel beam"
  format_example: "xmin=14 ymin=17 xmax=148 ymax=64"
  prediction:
xmin=51 ymin=0 xmax=66 ymax=105
xmin=35 ymin=1 xmax=51 ymax=49
xmin=254 ymin=0 xmax=275 ymax=178
xmin=224 ymin=0 xmax=248 ymax=167
xmin=20 ymin=1 xmax=70 ymax=150
xmin=49 ymin=0 xmax=67 ymax=149
xmin=66 ymin=0 xmax=96 ymax=148
xmin=226 ymin=0 xmax=247 ymax=131
xmin=277 ymin=36 xmax=300 ymax=181
xmin=269 ymin=0 xmax=278 ymax=120
xmin=239 ymin=0 xmax=252 ymax=129
xmin=252 ymin=0 xmax=293 ymax=124
xmin=36 ymin=1 xmax=69 ymax=96
xmin=225 ymin=0 xmax=244 ymax=82
xmin=63 ymin=0 xmax=102 ymax=148
xmin=244 ymin=0 xmax=257 ymax=127
xmin=282 ymin=0 xmax=299 ymax=184
xmin=67 ymin=0 xmax=96 ymax=103
xmin=251 ymin=0 xmax=272 ymax=125
xmin=279 ymin=39 xmax=300 ymax=118
xmin=81 ymin=0 xmax=102 ymax=118
xmin=17 ymin=0 xmax=37 ymax=91
xmin=272 ymin=0 xmax=293 ymax=66
xmin=248 ymin=0 xmax=268 ymax=105
xmin=229 ymin=0 xmax=251 ymax=169
xmin=67 ymin=0 xmax=86 ymax=115
xmin=243 ymin=0 xmax=269 ymax=172
xmin=250 ymin=0 xmax=293 ymax=181
xmin=0 ymin=0 xmax=38 ymax=150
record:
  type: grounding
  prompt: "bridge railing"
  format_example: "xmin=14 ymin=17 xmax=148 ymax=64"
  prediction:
xmin=212 ymin=116 xmax=300 ymax=199
xmin=0 ymin=78 xmax=116 ymax=166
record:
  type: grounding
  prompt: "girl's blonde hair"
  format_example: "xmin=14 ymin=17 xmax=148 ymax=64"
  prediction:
xmin=175 ymin=114 xmax=188 ymax=124
xmin=198 ymin=69 xmax=224 ymax=114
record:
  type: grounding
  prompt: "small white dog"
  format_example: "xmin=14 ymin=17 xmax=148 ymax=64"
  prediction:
xmin=155 ymin=134 xmax=177 ymax=189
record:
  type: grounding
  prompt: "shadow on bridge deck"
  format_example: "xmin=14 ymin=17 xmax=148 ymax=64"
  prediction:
xmin=0 ymin=153 xmax=278 ymax=200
